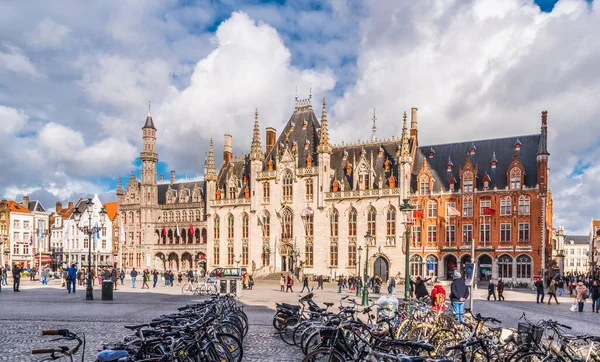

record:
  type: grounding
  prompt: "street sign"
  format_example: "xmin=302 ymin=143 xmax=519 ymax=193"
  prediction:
xmin=464 ymin=263 xmax=473 ymax=277
xmin=427 ymin=260 xmax=434 ymax=271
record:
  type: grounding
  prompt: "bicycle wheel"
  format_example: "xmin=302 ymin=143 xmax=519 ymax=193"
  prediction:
xmin=407 ymin=323 xmax=434 ymax=341
xmin=279 ymin=316 xmax=299 ymax=345
xmin=182 ymin=283 xmax=192 ymax=295
xmin=216 ymin=333 xmax=243 ymax=362
xmin=302 ymin=330 xmax=323 ymax=356
xmin=302 ymin=348 xmax=346 ymax=362
xmin=513 ymin=352 xmax=549 ymax=362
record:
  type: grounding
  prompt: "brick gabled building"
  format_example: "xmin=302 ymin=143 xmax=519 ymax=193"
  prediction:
xmin=408 ymin=111 xmax=552 ymax=282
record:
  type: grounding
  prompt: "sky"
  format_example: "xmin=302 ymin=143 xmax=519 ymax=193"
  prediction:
xmin=0 ymin=0 xmax=598 ymax=234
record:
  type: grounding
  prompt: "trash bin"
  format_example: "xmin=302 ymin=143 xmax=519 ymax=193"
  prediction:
xmin=102 ymin=280 xmax=113 ymax=300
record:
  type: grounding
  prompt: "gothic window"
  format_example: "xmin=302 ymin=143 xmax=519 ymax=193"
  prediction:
xmin=358 ymin=166 xmax=370 ymax=190
xmin=510 ymin=168 xmax=521 ymax=190
xmin=426 ymin=255 xmax=439 ymax=277
xmin=176 ymin=211 xmax=181 ymax=223
xmin=412 ymin=226 xmax=422 ymax=246
xmin=518 ymin=196 xmax=530 ymax=215
xmin=262 ymin=211 xmax=270 ymax=237
xmin=446 ymin=225 xmax=455 ymax=245
xmin=262 ymin=244 xmax=270 ymax=266
xmin=330 ymin=208 xmax=339 ymax=237
xmin=462 ymin=172 xmax=473 ymax=193
xmin=304 ymin=213 xmax=314 ymax=237
xmin=242 ymin=241 xmax=249 ymax=266
xmin=348 ymin=207 xmax=357 ymax=237
xmin=427 ymin=201 xmax=437 ymax=218
xmin=227 ymin=241 xmax=234 ymax=266
xmin=227 ymin=213 xmax=234 ymax=239
xmin=282 ymin=170 xmax=293 ymax=203
xmin=330 ymin=240 xmax=338 ymax=267
xmin=229 ymin=186 xmax=237 ymax=199
xmin=516 ymin=255 xmax=532 ymax=278
xmin=263 ymin=182 xmax=270 ymax=203
xmin=281 ymin=208 xmax=293 ymax=240
xmin=241 ymin=213 xmax=249 ymax=239
xmin=305 ymin=178 xmax=314 ymax=201
xmin=332 ymin=180 xmax=339 ymax=192
xmin=480 ymin=223 xmax=490 ymax=245
xmin=410 ymin=254 xmax=423 ymax=277
xmin=182 ymin=210 xmax=187 ymax=221
xmin=462 ymin=196 xmax=473 ymax=217
xmin=348 ymin=240 xmax=356 ymax=267
xmin=498 ymin=254 xmax=513 ymax=278
xmin=305 ymin=242 xmax=313 ymax=267
xmin=420 ymin=175 xmax=430 ymax=194
xmin=386 ymin=207 xmax=396 ymax=238
xmin=192 ymin=190 xmax=200 ymax=203
xmin=500 ymin=197 xmax=511 ymax=216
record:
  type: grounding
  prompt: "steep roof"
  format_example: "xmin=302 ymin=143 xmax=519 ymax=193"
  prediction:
xmin=7 ymin=201 xmax=30 ymax=214
xmin=412 ymin=134 xmax=541 ymax=192
xmin=217 ymin=155 xmax=250 ymax=197
xmin=157 ymin=180 xmax=205 ymax=205
xmin=28 ymin=200 xmax=46 ymax=213
xmin=103 ymin=202 xmax=118 ymax=221
xmin=143 ymin=113 xmax=156 ymax=129
xmin=564 ymin=235 xmax=589 ymax=245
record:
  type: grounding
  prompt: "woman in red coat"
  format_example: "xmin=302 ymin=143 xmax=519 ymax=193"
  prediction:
xmin=431 ymin=282 xmax=447 ymax=311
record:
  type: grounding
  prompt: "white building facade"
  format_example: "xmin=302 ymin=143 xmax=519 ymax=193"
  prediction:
xmin=8 ymin=201 xmax=34 ymax=268
xmin=562 ymin=235 xmax=590 ymax=274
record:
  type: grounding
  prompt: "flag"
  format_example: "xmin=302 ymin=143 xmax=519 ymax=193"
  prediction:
xmin=29 ymin=234 xmax=33 ymax=245
xmin=189 ymin=223 xmax=194 ymax=236
xmin=95 ymin=222 xmax=100 ymax=240
xmin=119 ymin=219 xmax=125 ymax=244
xmin=483 ymin=207 xmax=496 ymax=216
xmin=37 ymin=219 xmax=43 ymax=242
xmin=412 ymin=210 xmax=424 ymax=219
xmin=447 ymin=206 xmax=461 ymax=217
xmin=162 ymin=225 xmax=167 ymax=236
xmin=176 ymin=224 xmax=180 ymax=238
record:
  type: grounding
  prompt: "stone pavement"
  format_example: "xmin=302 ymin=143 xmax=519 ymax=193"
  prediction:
xmin=0 ymin=279 xmax=598 ymax=361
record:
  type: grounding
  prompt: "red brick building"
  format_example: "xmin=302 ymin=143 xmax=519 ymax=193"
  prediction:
xmin=407 ymin=111 xmax=552 ymax=283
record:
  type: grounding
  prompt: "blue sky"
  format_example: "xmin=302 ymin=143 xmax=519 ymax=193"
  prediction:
xmin=0 ymin=0 xmax=599 ymax=233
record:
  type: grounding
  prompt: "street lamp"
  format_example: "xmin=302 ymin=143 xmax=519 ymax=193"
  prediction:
xmin=399 ymin=198 xmax=414 ymax=302
xmin=73 ymin=199 xmax=107 ymax=301
xmin=356 ymin=246 xmax=363 ymax=297
xmin=362 ymin=232 xmax=374 ymax=306
xmin=235 ymin=255 xmax=241 ymax=268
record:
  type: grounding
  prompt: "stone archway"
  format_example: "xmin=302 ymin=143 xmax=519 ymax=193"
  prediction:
xmin=478 ymin=254 xmax=493 ymax=280
xmin=181 ymin=252 xmax=193 ymax=270
xmin=279 ymin=243 xmax=293 ymax=272
xmin=167 ymin=252 xmax=179 ymax=271
xmin=444 ymin=254 xmax=458 ymax=280
xmin=373 ymin=256 xmax=389 ymax=282
xmin=460 ymin=254 xmax=472 ymax=275
xmin=155 ymin=252 xmax=166 ymax=270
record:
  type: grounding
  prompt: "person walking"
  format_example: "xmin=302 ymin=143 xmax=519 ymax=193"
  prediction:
xmin=119 ymin=269 xmax=125 ymax=285
xmin=286 ymin=273 xmax=294 ymax=293
xmin=248 ymin=274 xmax=254 ymax=290
xmin=280 ymin=274 xmax=285 ymax=292
xmin=301 ymin=275 xmax=310 ymax=293
xmin=547 ymin=279 xmax=559 ymax=305
xmin=12 ymin=264 xmax=22 ymax=292
xmin=487 ymin=280 xmax=497 ymax=301
xmin=535 ymin=278 xmax=545 ymax=304
xmin=450 ymin=271 xmax=469 ymax=323
xmin=41 ymin=267 xmax=49 ymax=286
xmin=153 ymin=270 xmax=159 ymax=288
xmin=65 ymin=264 xmax=77 ymax=293
xmin=414 ymin=276 xmax=431 ymax=300
xmin=575 ymin=281 xmax=587 ymax=312
xmin=142 ymin=269 xmax=150 ymax=289
xmin=316 ymin=275 xmax=323 ymax=290
xmin=387 ymin=276 xmax=396 ymax=295
xmin=590 ymin=280 xmax=600 ymax=313
xmin=431 ymin=281 xmax=446 ymax=311
xmin=557 ymin=278 xmax=564 ymax=296
xmin=497 ymin=279 xmax=505 ymax=301
xmin=130 ymin=268 xmax=138 ymax=288
xmin=2 ymin=265 xmax=8 ymax=286
xmin=111 ymin=268 xmax=118 ymax=290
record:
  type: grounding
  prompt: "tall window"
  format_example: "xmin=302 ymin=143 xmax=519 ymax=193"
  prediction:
xmin=281 ymin=208 xmax=293 ymax=239
xmin=262 ymin=182 xmax=270 ymax=203
xmin=305 ymin=178 xmax=314 ymax=201
xmin=410 ymin=255 xmax=423 ymax=277
xmin=242 ymin=241 xmax=248 ymax=266
xmin=348 ymin=208 xmax=357 ymax=237
xmin=229 ymin=187 xmax=237 ymax=199
xmin=213 ymin=241 xmax=220 ymax=265
xmin=518 ymin=223 xmax=530 ymax=242
xmin=227 ymin=241 xmax=234 ymax=265
xmin=367 ymin=207 xmax=376 ymax=237
xmin=462 ymin=224 xmax=473 ymax=243
xmin=330 ymin=241 xmax=338 ymax=267
xmin=241 ymin=213 xmax=249 ymax=239
xmin=510 ymin=168 xmax=521 ymax=190
xmin=420 ymin=175 xmax=430 ymax=194
xmin=463 ymin=197 xmax=473 ymax=217
xmin=330 ymin=209 xmax=339 ymax=237
xmin=412 ymin=226 xmax=422 ymax=245
xmin=498 ymin=254 xmax=513 ymax=278
xmin=463 ymin=172 xmax=474 ymax=192
xmin=262 ymin=244 xmax=270 ymax=266
xmin=305 ymin=242 xmax=314 ymax=267
xmin=500 ymin=197 xmax=511 ymax=216
xmin=446 ymin=225 xmax=456 ymax=245
xmin=386 ymin=207 xmax=396 ymax=238
xmin=516 ymin=255 xmax=532 ymax=278
xmin=518 ymin=197 xmax=530 ymax=215
xmin=305 ymin=214 xmax=314 ymax=237
xmin=282 ymin=170 xmax=293 ymax=203
xmin=500 ymin=223 xmax=511 ymax=242
xmin=262 ymin=211 xmax=270 ymax=237
xmin=227 ymin=213 xmax=234 ymax=239
xmin=479 ymin=200 xmax=491 ymax=215
xmin=427 ymin=225 xmax=437 ymax=244
xmin=348 ymin=241 xmax=356 ymax=267
xmin=427 ymin=201 xmax=437 ymax=218
xmin=480 ymin=224 xmax=490 ymax=245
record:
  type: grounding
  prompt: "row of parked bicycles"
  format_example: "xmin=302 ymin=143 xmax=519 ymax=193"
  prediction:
xmin=273 ymin=292 xmax=600 ymax=361
xmin=32 ymin=294 xmax=247 ymax=362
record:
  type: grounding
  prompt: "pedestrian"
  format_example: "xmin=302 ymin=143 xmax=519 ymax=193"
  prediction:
xmin=387 ymin=276 xmax=396 ymax=295
xmin=41 ymin=267 xmax=49 ymax=286
xmin=187 ymin=269 xmax=194 ymax=283
xmin=575 ymin=281 xmax=587 ymax=312
xmin=177 ymin=272 xmax=183 ymax=286
xmin=243 ymin=273 xmax=250 ymax=290
xmin=130 ymin=268 xmax=138 ymax=288
xmin=12 ymin=264 xmax=23 ymax=292
xmin=170 ymin=271 xmax=175 ymax=287
xmin=301 ymin=275 xmax=310 ymax=293
xmin=449 ymin=271 xmax=469 ymax=323
xmin=557 ymin=278 xmax=564 ymax=296
xmin=431 ymin=281 xmax=446 ymax=311
xmin=487 ymin=280 xmax=497 ymax=301
xmin=414 ymin=276 xmax=431 ymax=300
xmin=591 ymin=280 xmax=600 ymax=313
xmin=535 ymin=278 xmax=545 ymax=304
xmin=337 ymin=277 xmax=343 ymax=293
xmin=111 ymin=268 xmax=117 ymax=290
xmin=65 ymin=263 xmax=77 ymax=293
xmin=153 ymin=270 xmax=159 ymax=288
xmin=119 ymin=269 xmax=125 ymax=285
xmin=316 ymin=275 xmax=323 ymax=290
xmin=248 ymin=274 xmax=254 ymax=290
xmin=286 ymin=273 xmax=293 ymax=292
xmin=497 ymin=279 xmax=505 ymax=301
xmin=142 ymin=269 xmax=150 ymax=289
xmin=547 ymin=279 xmax=559 ymax=305
xmin=280 ymin=273 xmax=285 ymax=292
xmin=2 ymin=265 xmax=8 ymax=286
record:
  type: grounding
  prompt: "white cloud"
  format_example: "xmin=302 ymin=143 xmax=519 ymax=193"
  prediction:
xmin=0 ymin=105 xmax=28 ymax=136
xmin=27 ymin=18 xmax=72 ymax=49
xmin=0 ymin=43 xmax=42 ymax=77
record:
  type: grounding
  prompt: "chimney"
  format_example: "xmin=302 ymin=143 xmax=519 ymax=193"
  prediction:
xmin=541 ymin=110 xmax=548 ymax=125
xmin=170 ymin=170 xmax=175 ymax=183
xmin=56 ymin=202 xmax=62 ymax=213
xmin=68 ymin=202 xmax=74 ymax=210
xmin=410 ymin=107 xmax=418 ymax=138
xmin=223 ymin=134 xmax=233 ymax=164
xmin=160 ymin=174 xmax=164 ymax=182
xmin=266 ymin=128 xmax=276 ymax=155
xmin=22 ymin=196 xmax=29 ymax=208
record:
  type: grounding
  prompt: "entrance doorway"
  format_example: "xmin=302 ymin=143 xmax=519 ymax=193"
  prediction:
xmin=373 ymin=257 xmax=389 ymax=282
xmin=460 ymin=254 xmax=472 ymax=275
xmin=444 ymin=254 xmax=457 ymax=280
xmin=280 ymin=244 xmax=293 ymax=272
xmin=478 ymin=254 xmax=493 ymax=280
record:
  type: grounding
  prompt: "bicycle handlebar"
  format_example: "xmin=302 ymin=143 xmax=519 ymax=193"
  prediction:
xmin=31 ymin=349 xmax=56 ymax=355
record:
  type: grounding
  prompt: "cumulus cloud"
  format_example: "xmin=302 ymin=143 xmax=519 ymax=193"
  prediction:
xmin=0 ymin=44 xmax=42 ymax=76
xmin=27 ymin=18 xmax=72 ymax=49
xmin=0 ymin=105 xmax=28 ymax=136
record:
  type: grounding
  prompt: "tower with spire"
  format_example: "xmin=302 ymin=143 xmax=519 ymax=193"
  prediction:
xmin=537 ymin=110 xmax=550 ymax=193
xmin=140 ymin=104 xmax=158 ymax=208
xmin=317 ymin=97 xmax=332 ymax=209
xmin=371 ymin=109 xmax=377 ymax=142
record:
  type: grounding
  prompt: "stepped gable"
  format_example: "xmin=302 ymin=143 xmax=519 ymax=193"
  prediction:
xmin=263 ymin=107 xmax=320 ymax=169
xmin=330 ymin=141 xmax=400 ymax=191
xmin=217 ymin=154 xmax=251 ymax=198
xmin=158 ymin=181 xmax=205 ymax=204
xmin=412 ymin=134 xmax=540 ymax=192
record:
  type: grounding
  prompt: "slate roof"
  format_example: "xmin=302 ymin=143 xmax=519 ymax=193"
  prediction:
xmin=412 ymin=134 xmax=541 ymax=192
xmin=28 ymin=200 xmax=46 ymax=213
xmin=263 ymin=108 xmax=321 ymax=170
xmin=564 ymin=235 xmax=589 ymax=245
xmin=158 ymin=181 xmax=205 ymax=205
xmin=217 ymin=155 xmax=250 ymax=197
xmin=143 ymin=114 xmax=156 ymax=129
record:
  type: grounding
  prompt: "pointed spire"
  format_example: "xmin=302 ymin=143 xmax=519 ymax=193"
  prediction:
xmin=143 ymin=101 xmax=156 ymax=129
xmin=317 ymin=97 xmax=332 ymax=153
xmin=250 ymin=108 xmax=263 ymax=161
xmin=206 ymin=139 xmax=216 ymax=182
xmin=537 ymin=110 xmax=549 ymax=156
xmin=371 ymin=108 xmax=377 ymax=141
xmin=400 ymin=111 xmax=410 ymax=157
xmin=116 ymin=176 xmax=124 ymax=195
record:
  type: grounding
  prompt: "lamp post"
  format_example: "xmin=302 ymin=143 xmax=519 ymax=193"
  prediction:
xmin=73 ymin=199 xmax=107 ymax=301
xmin=399 ymin=198 xmax=414 ymax=302
xmin=356 ymin=246 xmax=363 ymax=297
xmin=235 ymin=255 xmax=241 ymax=269
xmin=362 ymin=232 xmax=374 ymax=306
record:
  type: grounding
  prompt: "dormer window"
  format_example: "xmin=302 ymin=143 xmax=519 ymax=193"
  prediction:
xmin=482 ymin=173 xmax=491 ymax=190
xmin=470 ymin=144 xmax=476 ymax=155
xmin=462 ymin=171 xmax=474 ymax=193
xmin=345 ymin=163 xmax=352 ymax=175
xmin=360 ymin=149 xmax=366 ymax=158
xmin=510 ymin=168 xmax=521 ymax=190
xmin=515 ymin=139 xmax=522 ymax=151
xmin=290 ymin=122 xmax=295 ymax=131
xmin=447 ymin=157 xmax=453 ymax=172
xmin=306 ymin=155 xmax=313 ymax=167
xmin=267 ymin=159 xmax=274 ymax=171
xmin=378 ymin=147 xmax=384 ymax=157
xmin=384 ymin=159 xmax=391 ymax=171
xmin=332 ymin=180 xmax=340 ymax=192
xmin=396 ymin=145 xmax=401 ymax=155
xmin=428 ymin=147 xmax=435 ymax=158
xmin=304 ymin=140 xmax=310 ymax=150
xmin=420 ymin=175 xmax=430 ymax=195
xmin=491 ymin=151 xmax=498 ymax=168
xmin=302 ymin=119 xmax=307 ymax=129
xmin=229 ymin=187 xmax=237 ymax=199
xmin=388 ymin=175 xmax=395 ymax=188
xmin=342 ymin=150 xmax=348 ymax=161
xmin=449 ymin=176 xmax=456 ymax=191
xmin=292 ymin=141 xmax=297 ymax=151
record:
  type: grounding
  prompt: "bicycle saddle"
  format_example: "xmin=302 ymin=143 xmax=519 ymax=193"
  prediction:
xmin=97 ymin=350 xmax=129 ymax=362
xmin=323 ymin=302 xmax=334 ymax=307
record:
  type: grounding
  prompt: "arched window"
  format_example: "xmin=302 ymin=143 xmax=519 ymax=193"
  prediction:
xmin=213 ymin=215 xmax=220 ymax=239
xmin=305 ymin=241 xmax=314 ymax=267
xmin=282 ymin=170 xmax=293 ymax=203
xmin=262 ymin=211 xmax=270 ymax=237
xmin=386 ymin=207 xmax=396 ymax=239
xmin=427 ymin=201 xmax=437 ymax=218
xmin=227 ymin=213 xmax=234 ymax=239
xmin=348 ymin=208 xmax=357 ymax=237
xmin=227 ymin=240 xmax=234 ymax=266
xmin=516 ymin=255 xmax=532 ymax=279
xmin=510 ymin=168 xmax=521 ymax=190
xmin=367 ymin=207 xmax=376 ymax=237
xmin=281 ymin=208 xmax=293 ymax=240
xmin=262 ymin=243 xmax=270 ymax=266
xmin=498 ymin=254 xmax=513 ymax=279
xmin=410 ymin=254 xmax=423 ymax=277
xmin=332 ymin=180 xmax=339 ymax=192
xmin=426 ymin=255 xmax=438 ymax=277
xmin=304 ymin=214 xmax=314 ymax=237
xmin=463 ymin=171 xmax=473 ymax=193
xmin=330 ymin=208 xmax=339 ymax=237
xmin=500 ymin=197 xmax=511 ymax=216
xmin=305 ymin=178 xmax=314 ymax=201
xmin=242 ymin=240 xmax=249 ymax=266
xmin=420 ymin=175 xmax=430 ymax=194
xmin=518 ymin=196 xmax=530 ymax=215
xmin=241 ymin=213 xmax=249 ymax=239
xmin=348 ymin=240 xmax=356 ymax=267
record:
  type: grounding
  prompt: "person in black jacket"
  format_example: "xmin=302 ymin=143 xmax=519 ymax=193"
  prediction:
xmin=414 ymin=276 xmax=432 ymax=300
xmin=450 ymin=271 xmax=469 ymax=322
xmin=487 ymin=280 xmax=497 ymax=301
xmin=591 ymin=280 xmax=600 ymax=313
xmin=535 ymin=279 xmax=544 ymax=303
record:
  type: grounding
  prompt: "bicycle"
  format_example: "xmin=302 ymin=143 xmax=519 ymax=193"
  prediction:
xmin=31 ymin=329 xmax=85 ymax=362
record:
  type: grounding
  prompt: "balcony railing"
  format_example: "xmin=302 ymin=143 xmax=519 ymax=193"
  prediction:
xmin=325 ymin=188 xmax=401 ymax=200
xmin=210 ymin=198 xmax=251 ymax=206
xmin=256 ymin=170 xmax=276 ymax=180
xmin=297 ymin=167 xmax=318 ymax=176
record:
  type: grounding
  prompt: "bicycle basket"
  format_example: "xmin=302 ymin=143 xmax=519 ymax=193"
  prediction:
xmin=517 ymin=323 xmax=544 ymax=344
